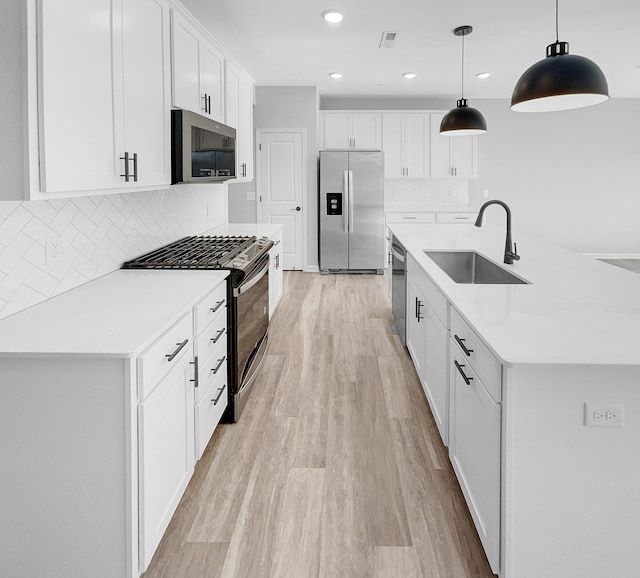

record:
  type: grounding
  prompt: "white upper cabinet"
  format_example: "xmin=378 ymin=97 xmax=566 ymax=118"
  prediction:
xmin=37 ymin=0 xmax=171 ymax=195
xmin=430 ymin=112 xmax=477 ymax=178
xmin=171 ymin=10 xmax=225 ymax=123
xmin=323 ymin=113 xmax=382 ymax=149
xmin=382 ymin=113 xmax=430 ymax=178
xmin=121 ymin=0 xmax=172 ymax=188
xmin=225 ymin=61 xmax=254 ymax=180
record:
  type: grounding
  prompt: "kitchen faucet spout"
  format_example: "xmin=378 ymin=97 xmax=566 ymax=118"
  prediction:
xmin=474 ymin=200 xmax=520 ymax=265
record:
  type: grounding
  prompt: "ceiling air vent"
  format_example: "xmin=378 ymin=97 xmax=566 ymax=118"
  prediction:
xmin=379 ymin=31 xmax=399 ymax=48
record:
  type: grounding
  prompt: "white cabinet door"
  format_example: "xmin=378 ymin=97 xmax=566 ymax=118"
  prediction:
xmin=406 ymin=275 xmax=427 ymax=382
xmin=383 ymin=114 xmax=429 ymax=178
xmin=450 ymin=348 xmax=501 ymax=574
xmin=138 ymin=348 xmax=195 ymax=571
xmin=225 ymin=62 xmax=253 ymax=180
xmin=324 ymin=114 xmax=352 ymax=148
xmin=38 ymin=0 xmax=170 ymax=194
xmin=430 ymin=112 xmax=477 ymax=178
xmin=237 ymin=74 xmax=254 ymax=180
xmin=404 ymin=114 xmax=429 ymax=177
xmin=172 ymin=11 xmax=225 ymax=122
xmin=423 ymin=302 xmax=449 ymax=444
xmin=200 ymin=43 xmax=225 ymax=122
xmin=171 ymin=12 xmax=202 ymax=115
xmin=382 ymin=114 xmax=404 ymax=177
xmin=323 ymin=113 xmax=381 ymax=149
xmin=451 ymin=135 xmax=476 ymax=178
xmin=38 ymin=0 xmax=122 ymax=193
xmin=269 ymin=233 xmax=284 ymax=317
xmin=351 ymin=114 xmax=381 ymax=149
xmin=122 ymin=0 xmax=171 ymax=188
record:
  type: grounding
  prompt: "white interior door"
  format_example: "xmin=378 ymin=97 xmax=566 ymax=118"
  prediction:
xmin=257 ymin=130 xmax=305 ymax=270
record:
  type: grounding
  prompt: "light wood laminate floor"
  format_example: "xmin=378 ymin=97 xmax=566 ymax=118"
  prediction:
xmin=143 ymin=272 xmax=494 ymax=578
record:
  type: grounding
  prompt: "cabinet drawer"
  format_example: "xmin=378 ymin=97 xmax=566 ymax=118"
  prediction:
xmin=194 ymin=283 xmax=227 ymax=336
xmin=436 ymin=212 xmax=476 ymax=224
xmin=195 ymin=312 xmax=226 ymax=362
xmin=386 ymin=212 xmax=436 ymax=224
xmin=407 ymin=254 xmax=448 ymax=329
xmin=451 ymin=309 xmax=501 ymax=402
xmin=195 ymin=367 xmax=228 ymax=459
xmin=196 ymin=333 xmax=228 ymax=404
xmin=138 ymin=314 xmax=192 ymax=400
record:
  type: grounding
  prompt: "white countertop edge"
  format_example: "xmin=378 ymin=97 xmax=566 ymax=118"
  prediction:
xmin=0 ymin=269 xmax=230 ymax=358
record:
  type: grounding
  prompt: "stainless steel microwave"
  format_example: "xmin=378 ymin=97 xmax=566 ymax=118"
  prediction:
xmin=171 ymin=110 xmax=236 ymax=184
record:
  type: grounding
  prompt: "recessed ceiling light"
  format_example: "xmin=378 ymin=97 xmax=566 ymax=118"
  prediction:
xmin=403 ymin=72 xmax=417 ymax=79
xmin=321 ymin=9 xmax=343 ymax=23
xmin=476 ymin=72 xmax=491 ymax=79
xmin=329 ymin=72 xmax=343 ymax=79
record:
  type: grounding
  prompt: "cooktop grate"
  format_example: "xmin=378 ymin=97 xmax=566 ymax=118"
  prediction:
xmin=122 ymin=235 xmax=256 ymax=269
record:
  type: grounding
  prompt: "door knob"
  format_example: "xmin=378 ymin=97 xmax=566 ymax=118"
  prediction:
xmin=291 ymin=206 xmax=301 ymax=211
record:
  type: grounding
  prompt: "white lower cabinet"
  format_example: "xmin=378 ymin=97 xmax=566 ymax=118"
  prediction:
xmin=268 ymin=229 xmax=284 ymax=317
xmin=407 ymin=254 xmax=450 ymax=445
xmin=138 ymin=338 xmax=195 ymax=570
xmin=406 ymin=258 xmax=501 ymax=574
xmin=406 ymin=274 xmax=427 ymax=382
xmin=449 ymin=312 xmax=501 ymax=574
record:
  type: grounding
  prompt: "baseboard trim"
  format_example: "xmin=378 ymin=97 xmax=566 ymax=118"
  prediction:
xmin=304 ymin=265 xmax=320 ymax=273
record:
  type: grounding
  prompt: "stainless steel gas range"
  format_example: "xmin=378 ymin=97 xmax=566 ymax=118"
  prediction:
xmin=123 ymin=234 xmax=273 ymax=422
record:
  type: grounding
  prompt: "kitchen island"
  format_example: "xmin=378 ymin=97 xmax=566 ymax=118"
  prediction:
xmin=389 ymin=223 xmax=640 ymax=578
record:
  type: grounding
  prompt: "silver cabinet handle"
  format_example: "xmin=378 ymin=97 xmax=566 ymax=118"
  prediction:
xmin=210 ymin=300 xmax=225 ymax=313
xmin=415 ymin=298 xmax=424 ymax=322
xmin=211 ymin=356 xmax=226 ymax=375
xmin=210 ymin=328 xmax=225 ymax=344
xmin=131 ymin=152 xmax=138 ymax=182
xmin=166 ymin=339 xmax=188 ymax=362
xmin=212 ymin=384 xmax=226 ymax=405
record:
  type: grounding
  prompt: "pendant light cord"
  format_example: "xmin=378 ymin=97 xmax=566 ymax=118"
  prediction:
xmin=555 ymin=0 xmax=559 ymax=41
xmin=461 ymin=32 xmax=465 ymax=99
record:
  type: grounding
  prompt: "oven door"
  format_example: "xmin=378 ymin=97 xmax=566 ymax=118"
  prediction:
xmin=233 ymin=254 xmax=270 ymax=391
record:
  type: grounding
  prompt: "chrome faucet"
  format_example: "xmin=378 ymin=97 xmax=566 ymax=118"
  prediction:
xmin=474 ymin=200 xmax=520 ymax=265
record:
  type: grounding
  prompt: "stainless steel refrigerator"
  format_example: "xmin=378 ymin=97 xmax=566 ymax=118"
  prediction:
xmin=319 ymin=150 xmax=385 ymax=273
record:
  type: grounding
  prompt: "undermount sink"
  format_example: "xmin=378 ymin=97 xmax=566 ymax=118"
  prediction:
xmin=424 ymin=250 xmax=530 ymax=285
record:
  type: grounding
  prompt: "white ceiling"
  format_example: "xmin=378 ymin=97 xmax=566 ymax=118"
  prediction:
xmin=181 ymin=0 xmax=640 ymax=100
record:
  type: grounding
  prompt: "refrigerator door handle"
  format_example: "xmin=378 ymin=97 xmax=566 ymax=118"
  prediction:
xmin=348 ymin=170 xmax=354 ymax=233
xmin=343 ymin=170 xmax=349 ymax=234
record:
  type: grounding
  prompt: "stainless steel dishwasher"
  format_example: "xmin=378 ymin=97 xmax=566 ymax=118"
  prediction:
xmin=390 ymin=235 xmax=407 ymax=345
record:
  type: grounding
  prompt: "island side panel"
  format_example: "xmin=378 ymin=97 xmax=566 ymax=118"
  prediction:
xmin=502 ymin=364 xmax=640 ymax=578
xmin=0 ymin=357 xmax=133 ymax=578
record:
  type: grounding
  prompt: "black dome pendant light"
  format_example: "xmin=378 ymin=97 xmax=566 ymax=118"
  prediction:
xmin=511 ymin=0 xmax=609 ymax=112
xmin=440 ymin=25 xmax=487 ymax=136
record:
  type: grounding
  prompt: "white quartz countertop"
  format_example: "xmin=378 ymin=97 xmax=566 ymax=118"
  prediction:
xmin=206 ymin=223 xmax=283 ymax=238
xmin=390 ymin=224 xmax=640 ymax=366
xmin=0 ymin=269 xmax=229 ymax=358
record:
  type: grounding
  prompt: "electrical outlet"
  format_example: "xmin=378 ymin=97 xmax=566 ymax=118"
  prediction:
xmin=45 ymin=236 xmax=63 ymax=266
xmin=584 ymin=403 xmax=624 ymax=427
xmin=483 ymin=189 xmax=489 ymax=198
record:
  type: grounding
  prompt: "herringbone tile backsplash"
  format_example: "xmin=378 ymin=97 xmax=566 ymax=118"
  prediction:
xmin=0 ymin=184 xmax=227 ymax=320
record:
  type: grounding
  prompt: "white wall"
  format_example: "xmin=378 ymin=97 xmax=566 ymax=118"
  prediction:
xmin=471 ymin=98 xmax=640 ymax=254
xmin=0 ymin=185 xmax=227 ymax=319
xmin=321 ymin=97 xmax=640 ymax=255
xmin=255 ymin=86 xmax=319 ymax=268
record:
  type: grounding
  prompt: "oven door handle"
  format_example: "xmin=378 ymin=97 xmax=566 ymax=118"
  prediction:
xmin=390 ymin=247 xmax=405 ymax=263
xmin=233 ymin=258 xmax=269 ymax=297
